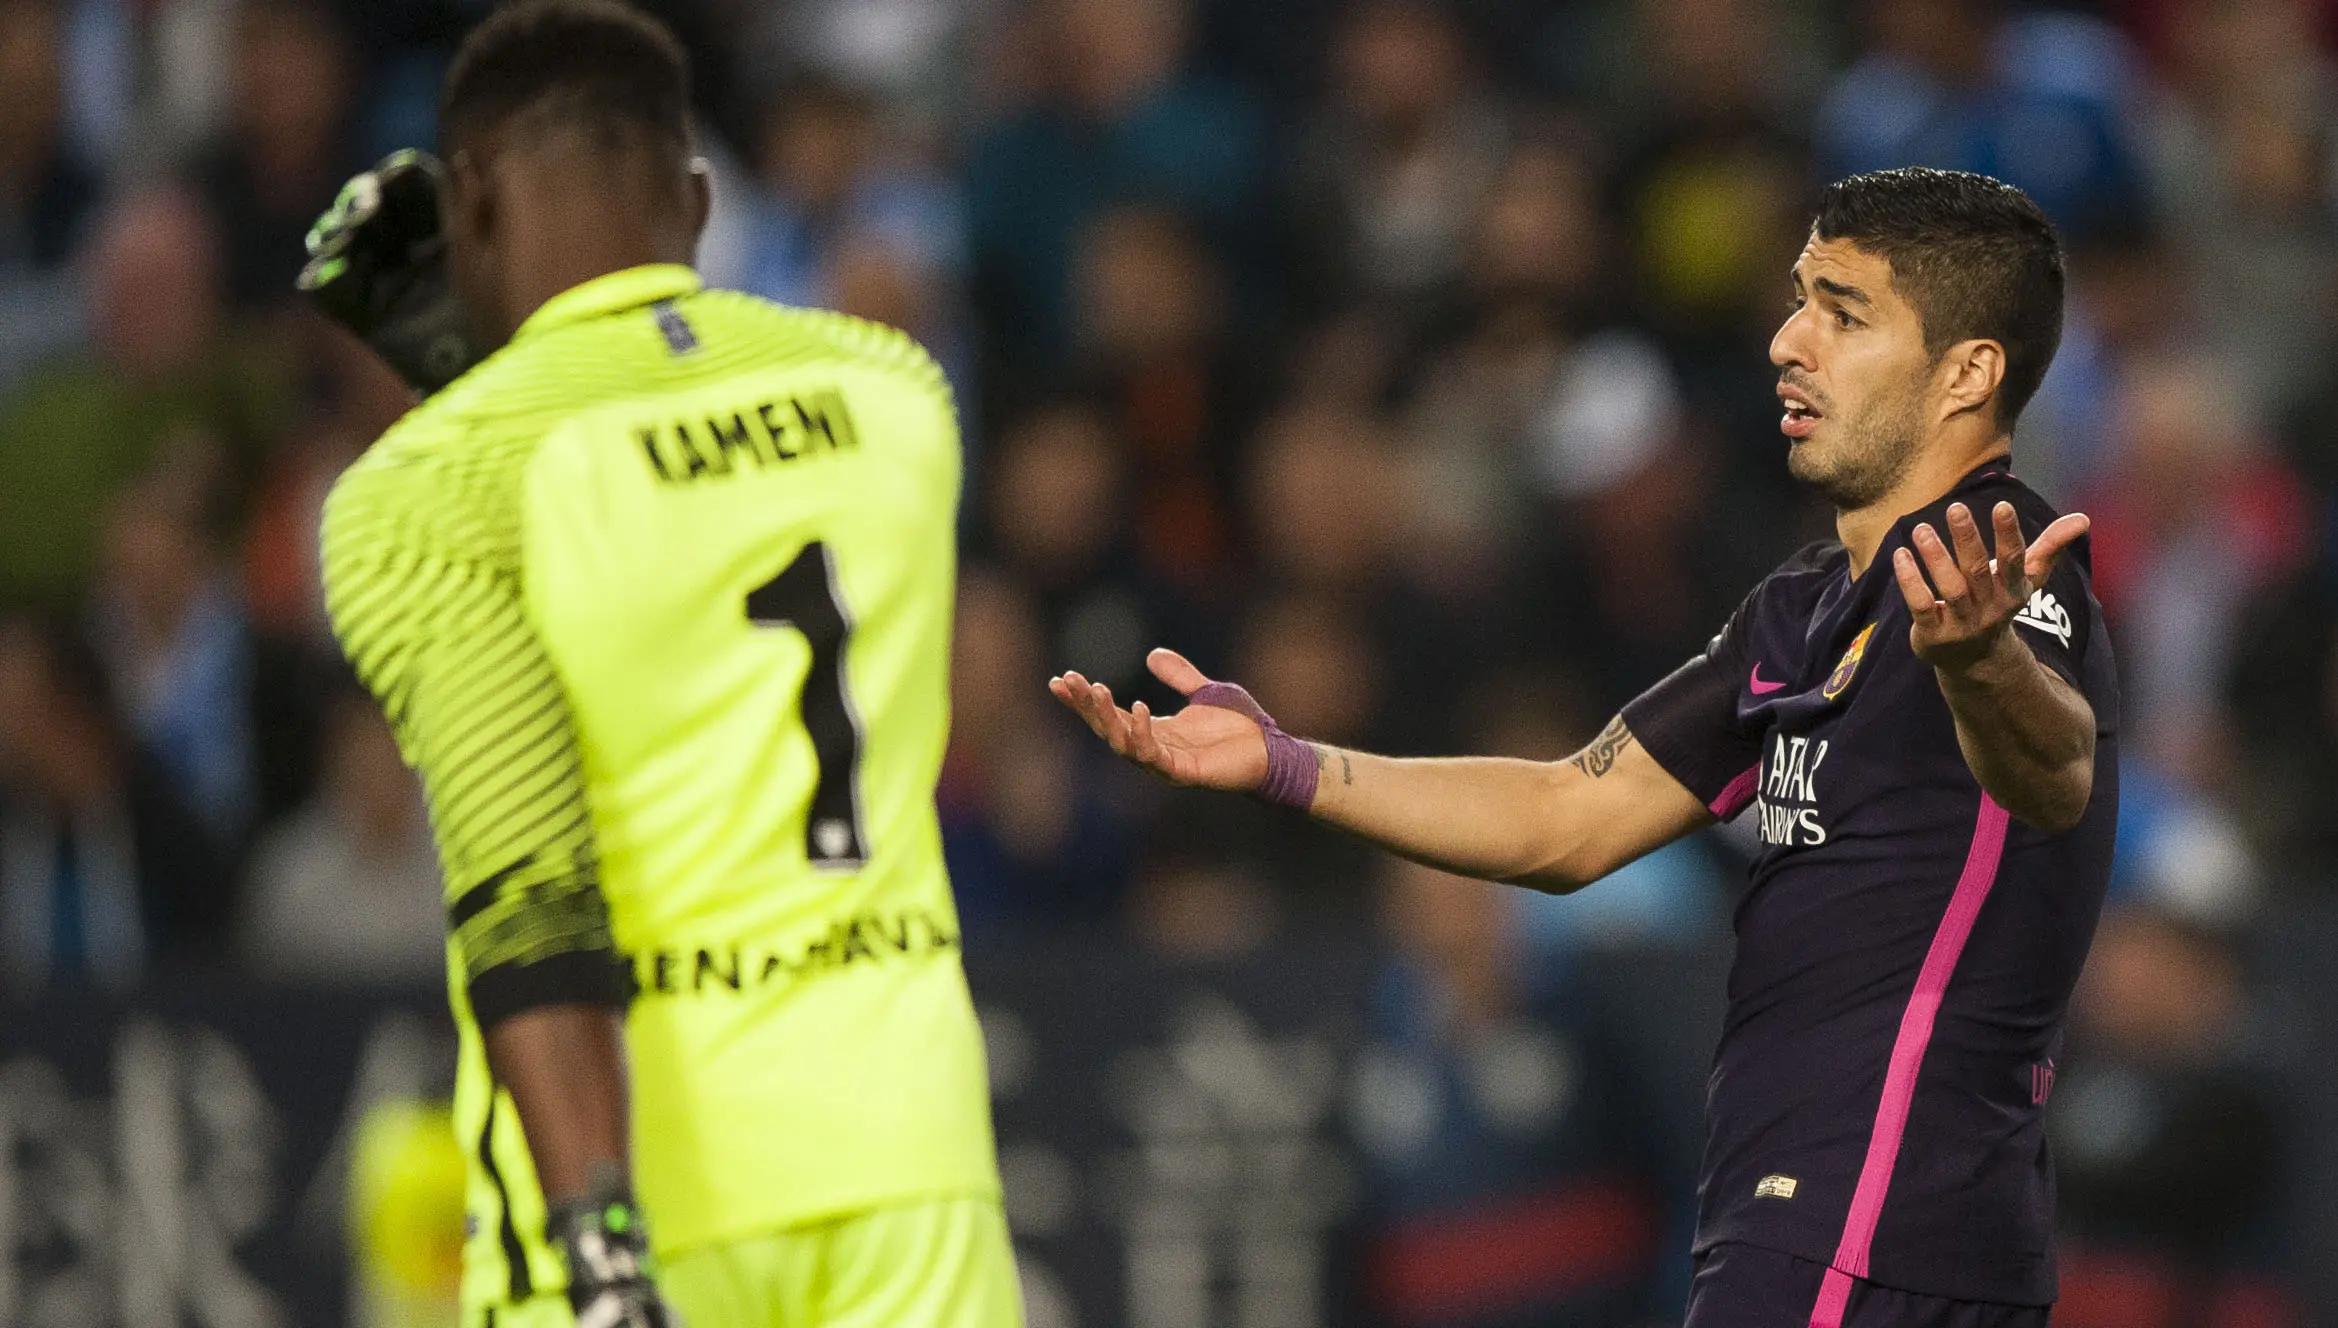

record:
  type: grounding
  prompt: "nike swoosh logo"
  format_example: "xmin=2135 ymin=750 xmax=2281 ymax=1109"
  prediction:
xmin=1750 ymin=664 xmax=1786 ymax=695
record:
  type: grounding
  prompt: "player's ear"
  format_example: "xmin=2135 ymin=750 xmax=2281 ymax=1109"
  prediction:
xmin=445 ymin=146 xmax=497 ymax=254
xmin=1938 ymin=338 xmax=2005 ymax=426
xmin=685 ymin=156 xmax=712 ymax=247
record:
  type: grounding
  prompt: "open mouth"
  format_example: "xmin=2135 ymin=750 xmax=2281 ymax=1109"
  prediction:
xmin=1779 ymin=393 xmax=1822 ymax=440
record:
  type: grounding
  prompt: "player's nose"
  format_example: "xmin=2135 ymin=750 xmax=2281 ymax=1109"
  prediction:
xmin=1770 ymin=307 xmax=1815 ymax=371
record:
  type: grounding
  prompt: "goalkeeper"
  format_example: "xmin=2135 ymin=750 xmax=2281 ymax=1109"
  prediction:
xmin=303 ymin=3 xmax=1017 ymax=1326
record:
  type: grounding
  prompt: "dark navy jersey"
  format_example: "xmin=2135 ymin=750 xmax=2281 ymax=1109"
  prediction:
xmin=1621 ymin=460 xmax=2120 ymax=1308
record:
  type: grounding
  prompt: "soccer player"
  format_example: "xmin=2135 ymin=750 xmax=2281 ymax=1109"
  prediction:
xmin=303 ymin=3 xmax=1017 ymax=1326
xmin=1054 ymin=167 xmax=2114 ymax=1328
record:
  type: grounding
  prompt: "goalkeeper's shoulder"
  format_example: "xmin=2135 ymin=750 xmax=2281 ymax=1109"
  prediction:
xmin=320 ymin=389 xmax=467 ymax=531
xmin=318 ymin=410 xmax=428 ymax=558
xmin=687 ymin=288 xmax=953 ymax=403
xmin=322 ymin=291 xmax=955 ymax=549
xmin=317 ymin=379 xmax=518 ymax=592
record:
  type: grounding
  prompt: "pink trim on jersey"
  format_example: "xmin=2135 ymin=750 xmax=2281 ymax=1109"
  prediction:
xmin=1810 ymin=1268 xmax=1855 ymax=1328
xmin=1806 ymin=795 xmax=2013 ymax=1328
xmin=1710 ymin=766 xmax=1759 ymax=819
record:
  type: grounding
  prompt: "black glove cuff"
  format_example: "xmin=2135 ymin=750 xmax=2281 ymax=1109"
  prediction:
xmin=547 ymin=1165 xmax=655 ymax=1312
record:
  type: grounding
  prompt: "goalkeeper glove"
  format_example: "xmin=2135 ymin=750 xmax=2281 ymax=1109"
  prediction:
xmin=546 ymin=1170 xmax=683 ymax=1328
xmin=297 ymin=149 xmax=482 ymax=394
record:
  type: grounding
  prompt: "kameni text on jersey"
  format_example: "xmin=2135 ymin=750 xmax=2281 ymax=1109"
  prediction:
xmin=624 ymin=905 xmax=960 ymax=999
xmin=635 ymin=386 xmax=860 ymax=485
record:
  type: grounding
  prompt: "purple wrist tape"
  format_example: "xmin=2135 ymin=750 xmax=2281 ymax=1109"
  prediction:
xmin=1188 ymin=681 xmax=1319 ymax=810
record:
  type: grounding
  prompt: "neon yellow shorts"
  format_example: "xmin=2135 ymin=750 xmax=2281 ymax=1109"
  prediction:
xmin=471 ymin=1197 xmax=1023 ymax=1328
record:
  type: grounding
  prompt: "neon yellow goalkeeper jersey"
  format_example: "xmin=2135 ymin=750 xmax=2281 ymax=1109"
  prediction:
xmin=321 ymin=265 xmax=998 ymax=1310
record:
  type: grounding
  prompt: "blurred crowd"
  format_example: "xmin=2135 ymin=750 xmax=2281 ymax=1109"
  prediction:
xmin=0 ymin=0 xmax=2327 ymax=1321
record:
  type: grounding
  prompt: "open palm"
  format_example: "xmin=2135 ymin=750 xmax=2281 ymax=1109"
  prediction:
xmin=1047 ymin=649 xmax=1271 ymax=792
xmin=1893 ymin=500 xmax=2091 ymax=674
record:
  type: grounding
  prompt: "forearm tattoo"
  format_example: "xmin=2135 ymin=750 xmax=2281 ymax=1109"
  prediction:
xmin=1311 ymin=744 xmax=1357 ymax=786
xmin=1571 ymin=716 xmax=1636 ymax=778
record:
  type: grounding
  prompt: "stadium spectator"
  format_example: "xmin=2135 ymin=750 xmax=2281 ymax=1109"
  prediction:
xmin=1121 ymin=846 xmax=1280 ymax=959
xmin=65 ymin=0 xmax=248 ymax=170
xmin=732 ymin=76 xmax=962 ymax=320
xmin=1245 ymin=399 xmax=1484 ymax=752
xmin=233 ymin=681 xmax=441 ymax=985
xmin=2079 ymin=353 xmax=2312 ymax=784
xmin=0 ymin=185 xmax=293 ymax=610
xmin=939 ymin=564 xmax=1141 ymax=934
xmin=1286 ymin=1 xmax=1507 ymax=314
xmin=0 ymin=613 xmax=233 ymax=991
xmin=2225 ymin=555 xmax=2338 ymax=882
xmin=2014 ymin=223 xmax=2187 ymax=500
xmin=1815 ymin=0 xmax=2148 ymax=240
xmin=1400 ymin=136 xmax=1612 ymax=553
xmin=1353 ymin=858 xmax=1668 ymax=1327
xmin=189 ymin=0 xmax=359 ymax=310
xmin=238 ymin=315 xmax=416 ymax=643
xmin=1599 ymin=0 xmax=1812 ymax=145
xmin=1196 ymin=588 xmax=1392 ymax=918
xmin=981 ymin=396 xmax=1208 ymax=696
xmin=966 ymin=0 xmax=1262 ymax=376
xmin=719 ymin=73 xmax=972 ymax=387
xmin=2051 ymin=891 xmax=2296 ymax=1327
xmin=0 ymin=0 xmax=98 ymax=390
xmin=2144 ymin=0 xmax=2338 ymax=415
xmin=1067 ymin=203 xmax=1262 ymax=592
xmin=720 ymin=0 xmax=990 ymax=145
xmin=1393 ymin=133 xmax=1751 ymax=700
xmin=1611 ymin=0 xmax=1814 ymax=512
xmin=85 ymin=432 xmax=259 ymax=847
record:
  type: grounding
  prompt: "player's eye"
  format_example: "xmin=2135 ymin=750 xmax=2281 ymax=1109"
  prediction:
xmin=1833 ymin=307 xmax=1858 ymax=329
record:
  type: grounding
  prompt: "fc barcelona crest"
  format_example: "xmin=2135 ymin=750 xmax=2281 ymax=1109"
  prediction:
xmin=1823 ymin=623 xmax=1876 ymax=700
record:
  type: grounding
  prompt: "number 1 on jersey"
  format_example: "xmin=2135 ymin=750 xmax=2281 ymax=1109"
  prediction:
xmin=746 ymin=541 xmax=868 ymax=868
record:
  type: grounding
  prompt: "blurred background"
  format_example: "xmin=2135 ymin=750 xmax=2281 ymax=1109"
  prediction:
xmin=0 ymin=0 xmax=2332 ymax=1324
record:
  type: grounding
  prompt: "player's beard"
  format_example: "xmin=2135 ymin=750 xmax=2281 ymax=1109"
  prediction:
xmin=1788 ymin=369 xmax=1926 ymax=512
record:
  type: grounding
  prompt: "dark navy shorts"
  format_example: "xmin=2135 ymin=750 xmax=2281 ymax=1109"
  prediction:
xmin=1684 ymin=1243 xmax=2052 ymax=1328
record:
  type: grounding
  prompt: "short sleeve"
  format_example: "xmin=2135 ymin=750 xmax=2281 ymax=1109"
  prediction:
xmin=2008 ymin=539 xmax=2093 ymax=692
xmin=1620 ymin=593 xmax=1766 ymax=818
xmin=324 ymin=539 xmax=628 ymax=1026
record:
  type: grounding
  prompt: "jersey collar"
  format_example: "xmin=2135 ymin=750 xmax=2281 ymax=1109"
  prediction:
xmin=514 ymin=264 xmax=703 ymax=342
xmin=1950 ymin=451 xmax=2015 ymax=490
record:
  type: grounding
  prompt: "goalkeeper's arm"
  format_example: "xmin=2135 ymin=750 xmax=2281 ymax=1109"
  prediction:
xmin=328 ymin=538 xmax=674 ymax=1325
xmin=484 ymin=1006 xmax=632 ymax=1200
xmin=487 ymin=1010 xmax=672 ymax=1327
xmin=298 ymin=150 xmax=482 ymax=394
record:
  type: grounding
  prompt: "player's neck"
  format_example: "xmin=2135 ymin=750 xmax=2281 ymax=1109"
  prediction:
xmin=493 ymin=160 xmax=699 ymax=343
xmin=499 ymin=219 xmax=695 ymax=341
xmin=1836 ymin=435 xmax=2013 ymax=578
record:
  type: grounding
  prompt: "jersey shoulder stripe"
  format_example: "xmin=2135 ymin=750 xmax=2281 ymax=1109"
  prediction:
xmin=325 ymin=291 xmax=951 ymax=575
xmin=442 ymin=290 xmax=952 ymax=426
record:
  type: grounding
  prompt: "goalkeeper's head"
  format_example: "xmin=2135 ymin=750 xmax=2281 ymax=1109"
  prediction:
xmin=436 ymin=0 xmax=708 ymax=347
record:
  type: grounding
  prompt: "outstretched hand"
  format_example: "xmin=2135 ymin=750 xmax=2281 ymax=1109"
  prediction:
xmin=1892 ymin=501 xmax=2089 ymax=676
xmin=1047 ymin=648 xmax=1271 ymax=792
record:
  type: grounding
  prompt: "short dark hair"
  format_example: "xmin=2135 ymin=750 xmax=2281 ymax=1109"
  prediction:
xmin=440 ymin=0 xmax=690 ymax=154
xmin=1813 ymin=167 xmax=2064 ymax=431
